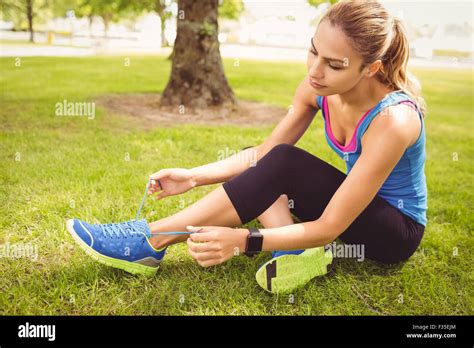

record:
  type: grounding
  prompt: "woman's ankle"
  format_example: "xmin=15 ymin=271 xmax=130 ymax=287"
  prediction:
xmin=148 ymin=234 xmax=168 ymax=250
xmin=148 ymin=221 xmax=187 ymax=249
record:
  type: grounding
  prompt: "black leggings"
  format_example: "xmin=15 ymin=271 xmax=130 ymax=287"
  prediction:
xmin=222 ymin=144 xmax=425 ymax=264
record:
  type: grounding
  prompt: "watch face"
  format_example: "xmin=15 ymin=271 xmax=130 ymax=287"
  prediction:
xmin=247 ymin=233 xmax=263 ymax=253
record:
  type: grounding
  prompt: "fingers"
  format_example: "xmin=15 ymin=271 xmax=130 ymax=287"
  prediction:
xmin=187 ymin=226 xmax=215 ymax=242
xmin=187 ymin=242 xmax=218 ymax=259
xmin=147 ymin=169 xmax=165 ymax=198
xmin=186 ymin=226 xmax=229 ymax=267
xmin=187 ymin=238 xmax=219 ymax=253
xmin=148 ymin=170 xmax=167 ymax=195
xmin=148 ymin=185 xmax=159 ymax=195
xmin=187 ymin=239 xmax=222 ymax=267
xmin=148 ymin=178 xmax=162 ymax=191
xmin=154 ymin=190 xmax=170 ymax=201
xmin=187 ymin=225 xmax=207 ymax=233
xmin=150 ymin=179 xmax=162 ymax=190
xmin=150 ymin=169 xmax=169 ymax=182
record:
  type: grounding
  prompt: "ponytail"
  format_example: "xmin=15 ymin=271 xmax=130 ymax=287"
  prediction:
xmin=378 ymin=18 xmax=427 ymax=116
xmin=323 ymin=1 xmax=427 ymax=116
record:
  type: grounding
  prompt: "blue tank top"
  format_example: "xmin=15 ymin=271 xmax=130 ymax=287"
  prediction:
xmin=316 ymin=90 xmax=427 ymax=227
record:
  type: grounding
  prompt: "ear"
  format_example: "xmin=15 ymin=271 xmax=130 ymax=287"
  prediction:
xmin=364 ymin=59 xmax=383 ymax=78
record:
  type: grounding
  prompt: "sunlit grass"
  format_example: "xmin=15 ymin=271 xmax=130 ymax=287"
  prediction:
xmin=0 ymin=55 xmax=472 ymax=315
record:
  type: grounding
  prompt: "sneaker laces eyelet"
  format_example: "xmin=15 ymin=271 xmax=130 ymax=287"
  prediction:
xmin=98 ymin=181 xmax=152 ymax=240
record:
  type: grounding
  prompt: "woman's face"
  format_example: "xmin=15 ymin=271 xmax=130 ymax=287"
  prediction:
xmin=306 ymin=19 xmax=368 ymax=96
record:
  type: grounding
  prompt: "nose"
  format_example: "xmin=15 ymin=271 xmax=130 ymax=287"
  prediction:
xmin=308 ymin=59 xmax=324 ymax=80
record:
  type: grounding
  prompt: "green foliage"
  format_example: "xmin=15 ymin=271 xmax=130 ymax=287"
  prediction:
xmin=218 ymin=0 xmax=244 ymax=21
xmin=75 ymin=0 xmax=136 ymax=22
xmin=0 ymin=0 xmax=244 ymax=36
xmin=200 ymin=20 xmax=216 ymax=37
xmin=0 ymin=0 xmax=52 ymax=31
xmin=307 ymin=0 xmax=338 ymax=7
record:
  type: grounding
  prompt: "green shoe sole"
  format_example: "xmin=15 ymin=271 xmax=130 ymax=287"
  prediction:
xmin=255 ymin=246 xmax=333 ymax=294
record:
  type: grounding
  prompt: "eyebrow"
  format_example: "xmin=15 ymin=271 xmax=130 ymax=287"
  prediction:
xmin=310 ymin=38 xmax=346 ymax=64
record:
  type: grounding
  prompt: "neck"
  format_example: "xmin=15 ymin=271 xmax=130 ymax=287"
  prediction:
xmin=337 ymin=78 xmax=391 ymax=111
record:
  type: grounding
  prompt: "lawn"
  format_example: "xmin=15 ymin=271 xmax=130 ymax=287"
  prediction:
xmin=0 ymin=55 xmax=472 ymax=315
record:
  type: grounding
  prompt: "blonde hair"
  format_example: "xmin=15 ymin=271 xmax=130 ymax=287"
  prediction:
xmin=321 ymin=0 xmax=427 ymax=116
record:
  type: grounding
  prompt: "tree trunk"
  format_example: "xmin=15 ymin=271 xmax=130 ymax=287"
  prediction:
xmin=155 ymin=1 xmax=169 ymax=47
xmin=89 ymin=15 xmax=93 ymax=37
xmin=160 ymin=15 xmax=168 ymax=47
xmin=160 ymin=0 xmax=236 ymax=110
xmin=26 ymin=0 xmax=34 ymax=43
xmin=102 ymin=14 xmax=111 ymax=38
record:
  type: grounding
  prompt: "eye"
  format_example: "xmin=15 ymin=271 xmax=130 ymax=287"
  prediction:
xmin=309 ymin=49 xmax=342 ymax=70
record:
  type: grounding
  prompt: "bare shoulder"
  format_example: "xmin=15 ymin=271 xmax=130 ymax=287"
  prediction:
xmin=362 ymin=103 xmax=421 ymax=148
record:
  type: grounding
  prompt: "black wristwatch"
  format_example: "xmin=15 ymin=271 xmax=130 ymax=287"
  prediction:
xmin=244 ymin=227 xmax=263 ymax=257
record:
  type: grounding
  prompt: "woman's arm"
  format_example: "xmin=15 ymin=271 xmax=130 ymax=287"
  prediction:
xmin=186 ymin=105 xmax=417 ymax=267
xmin=190 ymin=76 xmax=320 ymax=187
xmin=258 ymin=105 xmax=416 ymax=251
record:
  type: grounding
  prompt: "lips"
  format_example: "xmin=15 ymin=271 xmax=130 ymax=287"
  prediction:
xmin=309 ymin=79 xmax=327 ymax=88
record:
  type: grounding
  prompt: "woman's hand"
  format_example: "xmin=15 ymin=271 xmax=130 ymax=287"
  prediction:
xmin=148 ymin=168 xmax=197 ymax=200
xmin=186 ymin=225 xmax=249 ymax=267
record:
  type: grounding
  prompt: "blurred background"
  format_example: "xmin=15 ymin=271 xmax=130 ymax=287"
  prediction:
xmin=1 ymin=0 xmax=472 ymax=68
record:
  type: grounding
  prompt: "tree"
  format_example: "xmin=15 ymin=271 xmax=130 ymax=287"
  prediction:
xmin=136 ymin=0 xmax=243 ymax=48
xmin=0 ymin=0 xmax=52 ymax=42
xmin=153 ymin=0 xmax=173 ymax=47
xmin=133 ymin=0 xmax=173 ymax=47
xmin=160 ymin=0 xmax=241 ymax=110
xmin=26 ymin=0 xmax=33 ymax=42
xmin=75 ymin=0 xmax=135 ymax=37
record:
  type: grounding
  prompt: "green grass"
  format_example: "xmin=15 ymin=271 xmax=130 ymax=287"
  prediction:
xmin=0 ymin=55 xmax=473 ymax=315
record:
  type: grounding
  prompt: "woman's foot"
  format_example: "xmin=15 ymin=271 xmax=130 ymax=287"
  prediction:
xmin=66 ymin=218 xmax=168 ymax=276
xmin=255 ymin=246 xmax=333 ymax=294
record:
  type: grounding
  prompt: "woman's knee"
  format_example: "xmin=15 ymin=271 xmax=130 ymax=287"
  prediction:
xmin=265 ymin=144 xmax=323 ymax=170
xmin=266 ymin=143 xmax=298 ymax=159
xmin=261 ymin=144 xmax=300 ymax=172
xmin=249 ymin=144 xmax=295 ymax=177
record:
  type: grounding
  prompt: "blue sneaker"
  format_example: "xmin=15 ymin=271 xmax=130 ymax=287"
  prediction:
xmin=271 ymin=249 xmax=305 ymax=258
xmin=66 ymin=218 xmax=167 ymax=276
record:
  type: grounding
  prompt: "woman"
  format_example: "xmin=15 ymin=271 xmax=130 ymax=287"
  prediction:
xmin=67 ymin=0 xmax=427 ymax=294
